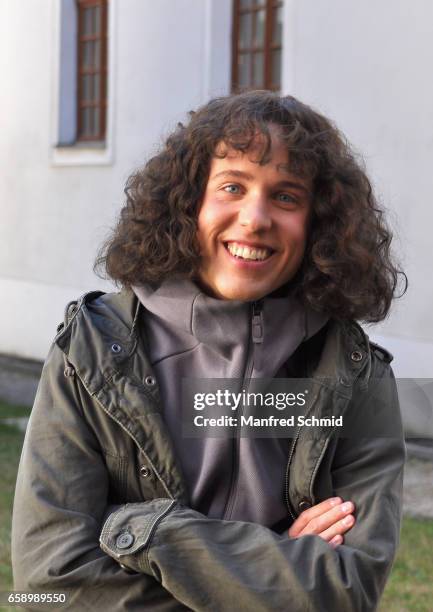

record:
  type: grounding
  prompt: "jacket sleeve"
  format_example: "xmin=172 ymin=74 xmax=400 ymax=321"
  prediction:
xmin=11 ymin=343 xmax=190 ymax=612
xmin=99 ymin=360 xmax=406 ymax=612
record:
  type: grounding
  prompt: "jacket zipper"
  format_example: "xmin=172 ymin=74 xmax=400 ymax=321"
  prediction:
xmin=285 ymin=429 xmax=302 ymax=520
xmin=284 ymin=389 xmax=325 ymax=520
xmin=223 ymin=300 xmax=264 ymax=519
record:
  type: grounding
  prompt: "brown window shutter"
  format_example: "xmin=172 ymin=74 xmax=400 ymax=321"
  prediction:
xmin=76 ymin=0 xmax=108 ymax=142
xmin=231 ymin=0 xmax=283 ymax=93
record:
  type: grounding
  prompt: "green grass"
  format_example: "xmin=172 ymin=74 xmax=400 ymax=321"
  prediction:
xmin=0 ymin=404 xmax=31 ymax=419
xmin=0 ymin=403 xmax=432 ymax=610
xmin=0 ymin=421 xmax=25 ymax=596
xmin=380 ymin=518 xmax=433 ymax=611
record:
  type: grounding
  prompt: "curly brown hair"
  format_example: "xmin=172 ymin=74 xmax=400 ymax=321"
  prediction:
xmin=95 ymin=90 xmax=406 ymax=322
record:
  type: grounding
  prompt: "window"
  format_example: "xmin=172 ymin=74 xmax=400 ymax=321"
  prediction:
xmin=232 ymin=0 xmax=283 ymax=92
xmin=76 ymin=0 xmax=108 ymax=141
xmin=55 ymin=0 xmax=114 ymax=164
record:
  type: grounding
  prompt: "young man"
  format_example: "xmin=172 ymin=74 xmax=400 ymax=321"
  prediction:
xmin=12 ymin=91 xmax=406 ymax=611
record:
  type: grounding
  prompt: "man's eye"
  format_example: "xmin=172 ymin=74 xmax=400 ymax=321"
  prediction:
xmin=277 ymin=193 xmax=296 ymax=204
xmin=223 ymin=184 xmax=241 ymax=194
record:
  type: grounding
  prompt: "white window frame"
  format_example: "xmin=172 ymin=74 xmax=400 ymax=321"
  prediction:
xmin=50 ymin=0 xmax=117 ymax=166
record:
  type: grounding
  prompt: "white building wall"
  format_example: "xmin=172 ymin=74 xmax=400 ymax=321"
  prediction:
xmin=1 ymin=0 xmax=432 ymax=378
xmin=282 ymin=0 xmax=433 ymax=377
xmin=0 ymin=0 xmax=232 ymax=360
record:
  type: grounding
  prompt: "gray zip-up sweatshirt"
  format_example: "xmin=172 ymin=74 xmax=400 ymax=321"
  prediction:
xmin=133 ymin=279 xmax=327 ymax=528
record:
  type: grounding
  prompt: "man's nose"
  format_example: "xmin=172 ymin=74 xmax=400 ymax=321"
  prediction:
xmin=238 ymin=196 xmax=272 ymax=232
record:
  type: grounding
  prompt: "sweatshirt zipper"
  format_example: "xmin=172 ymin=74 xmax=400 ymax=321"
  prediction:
xmin=251 ymin=300 xmax=264 ymax=345
xmin=223 ymin=300 xmax=264 ymax=519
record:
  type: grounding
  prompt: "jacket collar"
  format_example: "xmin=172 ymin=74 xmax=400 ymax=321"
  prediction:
xmin=56 ymin=289 xmax=372 ymax=397
xmin=314 ymin=319 xmax=371 ymax=397
xmin=57 ymin=290 xmax=142 ymax=396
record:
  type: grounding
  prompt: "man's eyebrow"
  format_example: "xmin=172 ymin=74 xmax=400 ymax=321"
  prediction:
xmin=211 ymin=168 xmax=309 ymax=193
xmin=275 ymin=179 xmax=309 ymax=194
xmin=211 ymin=170 xmax=255 ymax=181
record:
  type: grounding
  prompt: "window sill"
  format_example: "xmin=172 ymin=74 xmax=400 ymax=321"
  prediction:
xmin=57 ymin=140 xmax=107 ymax=149
xmin=51 ymin=141 xmax=113 ymax=166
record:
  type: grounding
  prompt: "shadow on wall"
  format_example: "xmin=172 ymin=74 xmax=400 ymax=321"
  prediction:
xmin=0 ymin=354 xmax=42 ymax=408
xmin=398 ymin=379 xmax=433 ymax=439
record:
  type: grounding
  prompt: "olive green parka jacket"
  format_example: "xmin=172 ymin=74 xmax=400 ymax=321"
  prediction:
xmin=12 ymin=289 xmax=405 ymax=611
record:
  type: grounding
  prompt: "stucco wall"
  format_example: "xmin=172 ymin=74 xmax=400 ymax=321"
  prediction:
xmin=0 ymin=0 xmax=232 ymax=359
xmin=281 ymin=0 xmax=433 ymax=375
xmin=1 ymin=0 xmax=432 ymax=376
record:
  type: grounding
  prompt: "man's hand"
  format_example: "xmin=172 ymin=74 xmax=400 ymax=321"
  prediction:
xmin=288 ymin=497 xmax=355 ymax=549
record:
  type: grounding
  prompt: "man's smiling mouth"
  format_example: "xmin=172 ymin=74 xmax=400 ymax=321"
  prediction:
xmin=224 ymin=241 xmax=274 ymax=261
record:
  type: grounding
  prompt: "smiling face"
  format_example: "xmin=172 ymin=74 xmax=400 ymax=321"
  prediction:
xmin=196 ymin=128 xmax=312 ymax=301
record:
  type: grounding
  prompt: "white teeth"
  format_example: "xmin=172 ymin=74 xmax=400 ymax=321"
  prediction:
xmin=227 ymin=243 xmax=271 ymax=261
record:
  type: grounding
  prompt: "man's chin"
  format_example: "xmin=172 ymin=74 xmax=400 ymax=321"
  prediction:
xmin=213 ymin=284 xmax=271 ymax=302
xmin=196 ymin=274 xmax=276 ymax=301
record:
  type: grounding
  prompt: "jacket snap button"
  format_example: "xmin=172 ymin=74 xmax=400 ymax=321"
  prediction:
xmin=350 ymin=350 xmax=363 ymax=362
xmin=64 ymin=365 xmax=75 ymax=378
xmin=116 ymin=532 xmax=134 ymax=549
xmin=140 ymin=466 xmax=151 ymax=478
xmin=298 ymin=499 xmax=312 ymax=513
xmin=111 ymin=343 xmax=122 ymax=354
xmin=145 ymin=375 xmax=156 ymax=386
xmin=120 ymin=563 xmax=139 ymax=574
xmin=339 ymin=377 xmax=351 ymax=388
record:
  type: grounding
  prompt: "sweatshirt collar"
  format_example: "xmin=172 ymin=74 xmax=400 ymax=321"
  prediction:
xmin=132 ymin=278 xmax=329 ymax=377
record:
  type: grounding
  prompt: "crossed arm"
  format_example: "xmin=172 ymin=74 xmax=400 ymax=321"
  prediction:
xmin=12 ymin=345 xmax=405 ymax=611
